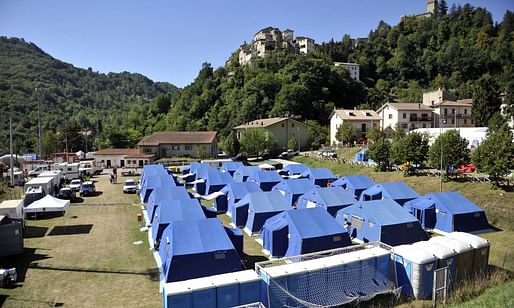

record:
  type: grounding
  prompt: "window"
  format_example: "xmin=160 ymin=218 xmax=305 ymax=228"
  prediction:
xmin=292 ymin=123 xmax=294 ymax=127
xmin=444 ymin=108 xmax=448 ymax=115
xmin=403 ymin=113 xmax=407 ymax=119
xmin=464 ymin=109 xmax=468 ymax=114
xmin=401 ymin=124 xmax=408 ymax=129
xmin=423 ymin=123 xmax=426 ymax=128
xmin=185 ymin=145 xmax=192 ymax=151
xmin=452 ymin=108 xmax=455 ymax=114
xmin=351 ymin=216 xmax=364 ymax=230
xmin=464 ymin=119 xmax=467 ymax=124
xmin=388 ymin=114 xmax=393 ymax=119
xmin=451 ymin=119 xmax=455 ymax=124
xmin=171 ymin=145 xmax=179 ymax=150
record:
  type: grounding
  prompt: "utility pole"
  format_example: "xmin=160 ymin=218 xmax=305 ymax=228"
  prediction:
xmin=64 ymin=108 xmax=68 ymax=163
xmin=36 ymin=87 xmax=43 ymax=159
xmin=9 ymin=118 xmax=14 ymax=187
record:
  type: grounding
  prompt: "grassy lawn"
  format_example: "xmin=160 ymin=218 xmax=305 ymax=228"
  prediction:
xmin=451 ymin=280 xmax=514 ymax=307
xmin=0 ymin=172 xmax=160 ymax=308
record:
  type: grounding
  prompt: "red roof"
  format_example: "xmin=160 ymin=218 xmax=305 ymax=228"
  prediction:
xmin=137 ymin=131 xmax=217 ymax=146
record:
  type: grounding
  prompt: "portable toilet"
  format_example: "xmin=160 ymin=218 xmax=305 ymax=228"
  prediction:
xmin=393 ymin=245 xmax=437 ymax=299
xmin=413 ymin=241 xmax=457 ymax=288
xmin=162 ymin=281 xmax=192 ymax=308
xmin=261 ymin=263 xmax=308 ymax=307
xmin=447 ymin=232 xmax=490 ymax=275
xmin=429 ymin=236 xmax=474 ymax=282
xmin=213 ymin=272 xmax=239 ymax=308
xmin=235 ymin=270 xmax=261 ymax=305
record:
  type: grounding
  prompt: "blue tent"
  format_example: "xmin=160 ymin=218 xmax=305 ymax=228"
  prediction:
xmin=404 ymin=192 xmax=490 ymax=233
xmin=247 ymin=170 xmax=282 ymax=191
xmin=220 ymin=162 xmax=245 ymax=176
xmin=336 ymin=200 xmax=428 ymax=246
xmin=331 ymin=175 xmax=375 ymax=199
xmin=231 ymin=191 xmax=289 ymax=232
xmin=146 ymin=186 xmax=192 ymax=224
xmin=215 ymin=182 xmax=262 ymax=214
xmin=300 ymin=168 xmax=337 ymax=187
xmin=360 ymin=182 xmax=419 ymax=205
xmin=195 ymin=168 xmax=234 ymax=195
xmin=283 ymin=163 xmax=309 ymax=176
xmin=140 ymin=173 xmax=176 ymax=204
xmin=271 ymin=179 xmax=318 ymax=206
xmin=181 ymin=163 xmax=212 ymax=184
xmin=261 ymin=208 xmax=352 ymax=258
xmin=159 ymin=218 xmax=242 ymax=283
xmin=140 ymin=164 xmax=169 ymax=201
xmin=296 ymin=186 xmax=357 ymax=216
xmin=233 ymin=166 xmax=260 ymax=182
xmin=354 ymin=149 xmax=369 ymax=162
xmin=151 ymin=198 xmax=205 ymax=246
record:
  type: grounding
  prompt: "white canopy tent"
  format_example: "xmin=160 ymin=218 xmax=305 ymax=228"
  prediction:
xmin=25 ymin=195 xmax=70 ymax=213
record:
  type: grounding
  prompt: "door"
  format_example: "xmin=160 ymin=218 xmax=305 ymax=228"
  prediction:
xmin=107 ymin=160 xmax=111 ymax=168
xmin=120 ymin=160 xmax=125 ymax=167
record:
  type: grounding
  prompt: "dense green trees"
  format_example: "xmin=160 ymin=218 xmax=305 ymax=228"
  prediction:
xmin=239 ymin=128 xmax=279 ymax=157
xmin=428 ymin=130 xmax=470 ymax=175
xmin=390 ymin=132 xmax=430 ymax=167
xmin=335 ymin=122 xmax=358 ymax=146
xmin=367 ymin=138 xmax=391 ymax=171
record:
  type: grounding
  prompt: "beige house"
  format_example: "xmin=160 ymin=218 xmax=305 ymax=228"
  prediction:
xmin=94 ymin=148 xmax=153 ymax=169
xmin=234 ymin=117 xmax=309 ymax=151
xmin=378 ymin=103 xmax=434 ymax=133
xmin=329 ymin=109 xmax=381 ymax=145
xmin=432 ymin=100 xmax=474 ymax=128
xmin=138 ymin=131 xmax=218 ymax=159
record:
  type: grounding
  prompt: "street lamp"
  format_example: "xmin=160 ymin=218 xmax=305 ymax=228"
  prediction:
xmin=440 ymin=118 xmax=447 ymax=192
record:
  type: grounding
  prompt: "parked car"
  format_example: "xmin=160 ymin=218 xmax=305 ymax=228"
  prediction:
xmin=58 ymin=187 xmax=75 ymax=201
xmin=69 ymin=179 xmax=82 ymax=192
xmin=279 ymin=150 xmax=299 ymax=158
xmin=123 ymin=179 xmax=138 ymax=194
xmin=80 ymin=181 xmax=96 ymax=197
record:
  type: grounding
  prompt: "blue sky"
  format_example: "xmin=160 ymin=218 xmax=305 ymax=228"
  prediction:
xmin=1 ymin=0 xmax=512 ymax=88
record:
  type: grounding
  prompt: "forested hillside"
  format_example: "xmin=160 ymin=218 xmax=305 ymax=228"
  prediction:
xmin=155 ymin=4 xmax=513 ymax=148
xmin=1 ymin=3 xmax=513 ymax=155
xmin=0 ymin=37 xmax=177 ymax=154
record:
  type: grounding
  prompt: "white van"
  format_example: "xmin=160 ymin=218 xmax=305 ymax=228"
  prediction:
xmin=28 ymin=165 xmax=51 ymax=177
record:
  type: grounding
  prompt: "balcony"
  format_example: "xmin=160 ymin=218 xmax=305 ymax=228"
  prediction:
xmin=409 ymin=115 xmax=432 ymax=122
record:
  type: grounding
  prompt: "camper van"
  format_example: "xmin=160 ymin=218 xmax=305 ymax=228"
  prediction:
xmin=24 ymin=177 xmax=54 ymax=196
xmin=28 ymin=165 xmax=51 ymax=177
xmin=79 ymin=161 xmax=102 ymax=176
xmin=52 ymin=163 xmax=80 ymax=180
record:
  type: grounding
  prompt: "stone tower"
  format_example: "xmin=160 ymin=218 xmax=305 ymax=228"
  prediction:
xmin=427 ymin=0 xmax=437 ymax=15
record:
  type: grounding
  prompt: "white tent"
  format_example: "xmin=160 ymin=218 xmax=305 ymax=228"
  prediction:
xmin=25 ymin=195 xmax=70 ymax=213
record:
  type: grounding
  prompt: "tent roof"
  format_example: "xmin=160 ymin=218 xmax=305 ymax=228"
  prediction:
xmin=166 ymin=218 xmax=236 ymax=255
xmin=365 ymin=182 xmax=419 ymax=200
xmin=198 ymin=168 xmax=234 ymax=185
xmin=273 ymin=179 xmax=318 ymax=194
xmin=151 ymin=187 xmax=191 ymax=203
xmin=283 ymin=163 xmax=309 ymax=175
xmin=25 ymin=195 xmax=70 ymax=213
xmin=332 ymin=175 xmax=375 ymax=190
xmin=339 ymin=199 xmax=417 ymax=225
xmin=188 ymin=162 xmax=212 ymax=174
xmin=426 ymin=192 xmax=484 ymax=214
xmin=404 ymin=196 xmax=435 ymax=210
xmin=250 ymin=170 xmax=282 ymax=183
xmin=156 ymin=199 xmax=205 ymax=223
xmin=301 ymin=167 xmax=336 ymax=180
xmin=314 ymin=187 xmax=357 ymax=206
xmin=242 ymin=191 xmax=290 ymax=213
xmin=221 ymin=182 xmax=262 ymax=198
xmin=221 ymin=162 xmax=244 ymax=172
xmin=235 ymin=166 xmax=261 ymax=177
xmin=286 ymin=208 xmax=345 ymax=238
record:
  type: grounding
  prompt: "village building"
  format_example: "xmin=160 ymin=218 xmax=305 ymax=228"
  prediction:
xmin=378 ymin=103 xmax=434 ymax=133
xmin=138 ymin=131 xmax=218 ymax=159
xmin=334 ymin=62 xmax=360 ymax=81
xmin=329 ymin=109 xmax=381 ymax=145
xmin=94 ymin=148 xmax=153 ymax=169
xmin=234 ymin=117 xmax=309 ymax=151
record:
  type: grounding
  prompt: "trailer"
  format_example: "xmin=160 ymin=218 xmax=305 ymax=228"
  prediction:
xmin=38 ymin=170 xmax=63 ymax=188
xmin=24 ymin=176 xmax=54 ymax=196
xmin=0 ymin=199 xmax=24 ymax=220
xmin=52 ymin=163 xmax=80 ymax=180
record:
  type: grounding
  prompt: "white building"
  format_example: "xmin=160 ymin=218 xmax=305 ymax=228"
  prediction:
xmin=329 ymin=109 xmax=381 ymax=146
xmin=431 ymin=100 xmax=474 ymax=128
xmin=334 ymin=62 xmax=360 ymax=81
xmin=377 ymin=103 xmax=434 ymax=133
xmin=296 ymin=37 xmax=315 ymax=54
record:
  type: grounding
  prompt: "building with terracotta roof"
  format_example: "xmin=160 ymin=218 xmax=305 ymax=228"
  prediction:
xmin=378 ymin=102 xmax=434 ymax=133
xmin=431 ymin=100 xmax=474 ymax=128
xmin=329 ymin=109 xmax=381 ymax=145
xmin=94 ymin=148 xmax=154 ymax=168
xmin=137 ymin=131 xmax=218 ymax=159
xmin=234 ymin=117 xmax=308 ymax=151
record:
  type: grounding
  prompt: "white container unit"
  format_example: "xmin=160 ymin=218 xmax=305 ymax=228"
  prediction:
xmin=429 ymin=236 xmax=474 ymax=282
xmin=447 ymin=232 xmax=490 ymax=275
xmin=413 ymin=241 xmax=457 ymax=287
xmin=234 ymin=270 xmax=261 ymax=306
xmin=24 ymin=177 xmax=54 ymax=196
xmin=393 ymin=245 xmax=437 ymax=299
xmin=0 ymin=199 xmax=24 ymax=220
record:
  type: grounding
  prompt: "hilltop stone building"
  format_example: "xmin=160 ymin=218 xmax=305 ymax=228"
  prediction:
xmin=239 ymin=27 xmax=316 ymax=65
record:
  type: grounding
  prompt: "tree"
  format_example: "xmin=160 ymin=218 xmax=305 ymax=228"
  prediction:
xmin=197 ymin=145 xmax=208 ymax=159
xmin=366 ymin=127 xmax=385 ymax=144
xmin=43 ymin=131 xmax=61 ymax=155
xmin=306 ymin=120 xmax=328 ymax=150
xmin=390 ymin=132 xmax=429 ymax=167
xmin=287 ymin=138 xmax=298 ymax=151
xmin=222 ymin=131 xmax=240 ymax=156
xmin=240 ymin=128 xmax=278 ymax=157
xmin=428 ymin=130 xmax=470 ymax=175
xmin=390 ymin=123 xmax=406 ymax=141
xmin=487 ymin=112 xmax=507 ymax=133
xmin=367 ymin=138 xmax=391 ymax=171
xmin=335 ymin=122 xmax=358 ymax=146
xmin=472 ymin=124 xmax=514 ymax=187
xmin=472 ymin=75 xmax=502 ymax=126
